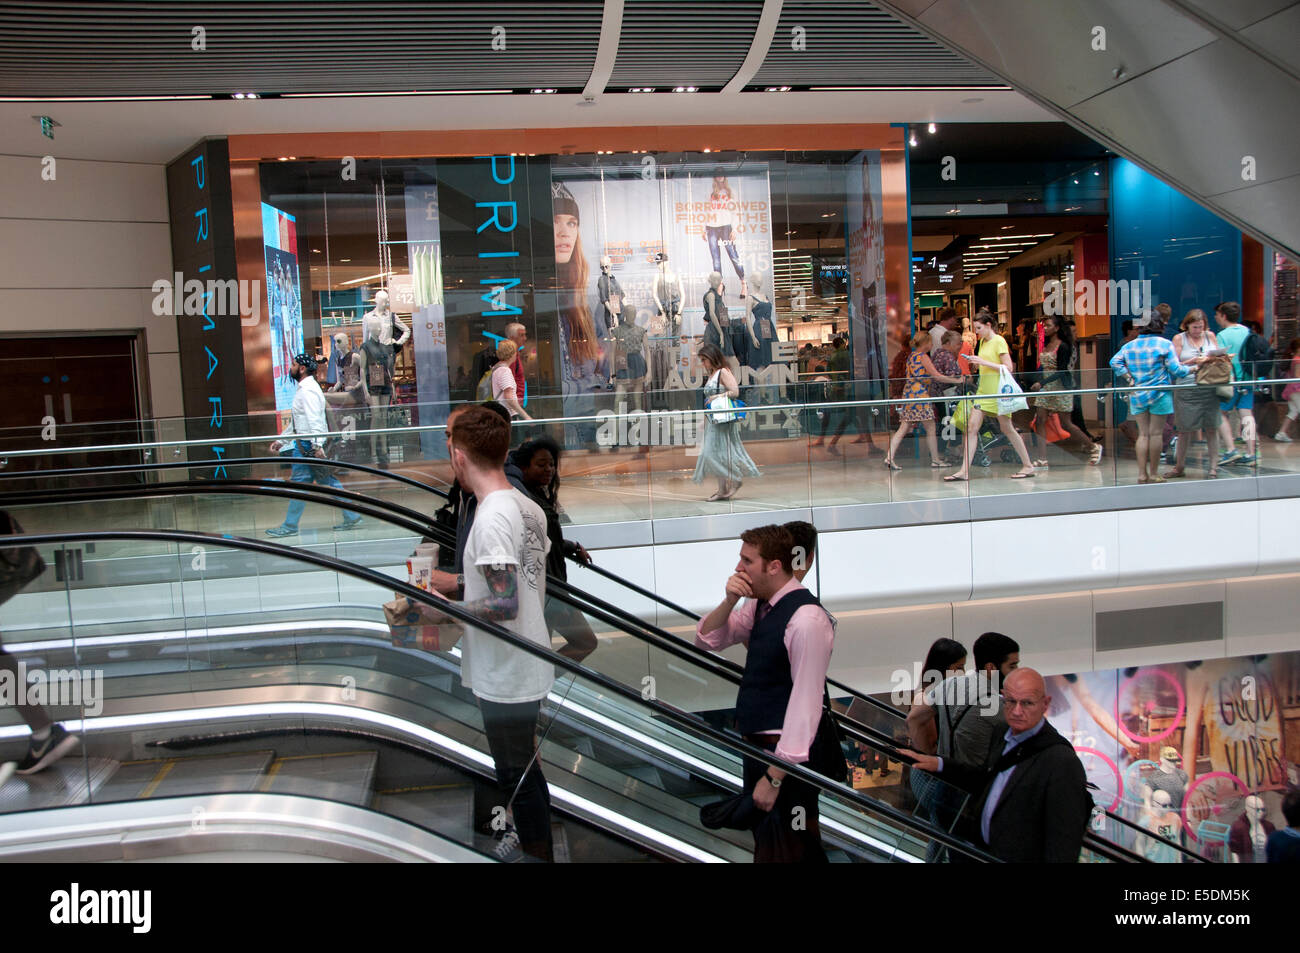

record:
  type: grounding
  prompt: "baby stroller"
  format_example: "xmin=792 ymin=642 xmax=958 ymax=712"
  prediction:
xmin=947 ymin=383 xmax=1017 ymax=468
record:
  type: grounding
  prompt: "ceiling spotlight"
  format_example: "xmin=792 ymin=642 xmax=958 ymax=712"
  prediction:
xmin=927 ymin=122 xmax=937 ymax=133
xmin=673 ymin=86 xmax=698 ymax=93
xmin=234 ymin=93 xmax=246 ymax=100
xmin=703 ymin=147 xmax=711 ymax=153
xmin=530 ymin=88 xmax=557 ymax=94
xmin=909 ymin=133 xmax=918 ymax=147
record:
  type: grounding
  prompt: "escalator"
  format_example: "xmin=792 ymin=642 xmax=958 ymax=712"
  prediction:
xmin=0 ymin=466 xmax=1141 ymax=863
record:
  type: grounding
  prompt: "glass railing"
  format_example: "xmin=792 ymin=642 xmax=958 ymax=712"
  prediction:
xmin=3 ymin=369 xmax=1297 ymax=522
xmin=0 ymin=526 xmax=1006 ymax=862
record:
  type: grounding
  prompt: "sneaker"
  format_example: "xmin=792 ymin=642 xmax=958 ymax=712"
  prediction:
xmin=1275 ymin=431 xmax=1293 ymax=443
xmin=265 ymin=525 xmax=298 ymax=538
xmin=16 ymin=724 xmax=80 ymax=776
xmin=1218 ymin=451 xmax=1242 ymax=466
xmin=332 ymin=517 xmax=362 ymax=531
xmin=492 ymin=829 xmax=523 ymax=863
xmin=1229 ymin=452 xmax=1257 ymax=466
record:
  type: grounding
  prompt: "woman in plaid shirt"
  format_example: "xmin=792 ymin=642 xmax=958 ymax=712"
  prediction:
xmin=1109 ymin=310 xmax=1193 ymax=483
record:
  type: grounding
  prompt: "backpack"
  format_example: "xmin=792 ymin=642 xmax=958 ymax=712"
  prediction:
xmin=1240 ymin=332 xmax=1272 ymax=380
xmin=476 ymin=366 xmax=496 ymax=401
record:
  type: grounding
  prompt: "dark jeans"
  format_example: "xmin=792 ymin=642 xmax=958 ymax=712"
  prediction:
xmin=479 ymin=697 xmax=553 ymax=861
xmin=742 ymin=737 xmax=828 ymax=864
xmin=706 ymin=226 xmax=745 ymax=280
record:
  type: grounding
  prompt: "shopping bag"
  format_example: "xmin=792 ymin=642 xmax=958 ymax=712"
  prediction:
xmin=1030 ymin=412 xmax=1069 ymax=443
xmin=707 ymin=392 xmax=740 ymax=423
xmin=383 ymin=595 xmax=464 ymax=652
xmin=951 ymin=396 xmax=972 ymax=433
xmin=996 ymin=367 xmax=1029 ymax=416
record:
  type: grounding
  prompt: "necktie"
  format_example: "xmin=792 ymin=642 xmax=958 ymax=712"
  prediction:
xmin=754 ymin=600 xmax=771 ymax=625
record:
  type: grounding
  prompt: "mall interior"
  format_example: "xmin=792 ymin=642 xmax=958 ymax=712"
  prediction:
xmin=0 ymin=0 xmax=1297 ymax=865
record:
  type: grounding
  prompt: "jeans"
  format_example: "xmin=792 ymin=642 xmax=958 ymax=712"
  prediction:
xmin=479 ymin=697 xmax=553 ymax=861
xmin=705 ymin=226 xmax=744 ymax=280
xmin=281 ymin=440 xmax=359 ymax=529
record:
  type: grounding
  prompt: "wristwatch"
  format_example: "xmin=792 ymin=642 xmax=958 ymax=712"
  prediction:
xmin=764 ymin=772 xmax=782 ymax=789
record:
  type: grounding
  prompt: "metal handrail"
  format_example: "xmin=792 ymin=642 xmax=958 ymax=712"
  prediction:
xmin=4 ymin=526 xmax=1007 ymax=863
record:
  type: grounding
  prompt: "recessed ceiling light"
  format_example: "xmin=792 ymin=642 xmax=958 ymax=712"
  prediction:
xmin=928 ymin=123 xmax=937 ymax=133
xmin=340 ymin=259 xmax=351 ymax=263
xmin=909 ymin=134 xmax=918 ymax=147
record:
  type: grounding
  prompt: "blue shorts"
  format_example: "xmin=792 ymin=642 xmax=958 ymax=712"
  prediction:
xmin=1220 ymin=386 xmax=1254 ymax=412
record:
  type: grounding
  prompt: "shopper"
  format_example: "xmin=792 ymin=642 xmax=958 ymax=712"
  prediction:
xmin=1165 ymin=309 xmax=1225 ymax=478
xmin=1214 ymin=302 xmax=1257 ymax=467
xmin=1273 ymin=338 xmax=1300 ymax=442
xmin=266 ymin=354 xmax=362 ymax=537
xmin=811 ymin=337 xmax=874 ymax=454
xmin=696 ymin=524 xmax=838 ymax=863
xmin=904 ymin=667 xmax=1091 ymax=863
xmin=1109 ymin=310 xmax=1193 ymax=483
xmin=509 ymin=435 xmax=597 ymax=663
xmin=490 ymin=339 xmax=532 ymax=421
xmin=693 ymin=342 xmax=760 ymax=501
xmin=1266 ymin=791 xmax=1300 ymax=863
xmin=431 ymin=405 xmax=555 ymax=862
xmin=945 ymin=310 xmax=1036 ymax=481
xmin=885 ymin=331 xmax=962 ymax=470
xmin=905 ymin=638 xmax=968 ymax=854
xmin=931 ymin=330 xmax=966 ymax=463
xmin=929 ymin=307 xmax=960 ymax=356
xmin=1028 ymin=315 xmax=1101 ymax=466
xmin=0 ymin=511 xmax=81 ymax=777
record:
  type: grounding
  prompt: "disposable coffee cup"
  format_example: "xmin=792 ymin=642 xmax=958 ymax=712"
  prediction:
xmin=407 ymin=555 xmax=433 ymax=591
xmin=415 ymin=543 xmax=440 ymax=563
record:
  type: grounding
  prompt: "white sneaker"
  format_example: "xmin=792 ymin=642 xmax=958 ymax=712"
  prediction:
xmin=492 ymin=829 xmax=523 ymax=863
xmin=1274 ymin=431 xmax=1293 ymax=443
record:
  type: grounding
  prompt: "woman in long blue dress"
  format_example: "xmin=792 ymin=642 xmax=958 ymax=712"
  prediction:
xmin=693 ymin=342 xmax=761 ymax=501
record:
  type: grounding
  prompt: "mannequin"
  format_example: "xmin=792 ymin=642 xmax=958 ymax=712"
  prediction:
xmin=358 ymin=314 xmax=393 ymax=468
xmin=1230 ymin=795 xmax=1274 ymax=863
xmin=364 ymin=290 xmax=410 ymax=358
xmin=702 ymin=271 xmax=739 ymax=378
xmin=326 ymin=331 xmax=367 ymax=409
xmin=652 ymin=252 xmax=683 ymax=337
xmin=598 ymin=255 xmax=624 ymax=388
xmin=746 ymin=271 xmax=774 ymax=369
xmin=612 ymin=303 xmax=648 ymax=414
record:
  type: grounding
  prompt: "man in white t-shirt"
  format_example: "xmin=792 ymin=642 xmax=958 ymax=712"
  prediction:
xmin=930 ymin=307 xmax=959 ymax=356
xmin=433 ymin=404 xmax=554 ymax=861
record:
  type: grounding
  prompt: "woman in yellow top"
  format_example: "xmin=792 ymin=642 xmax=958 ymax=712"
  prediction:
xmin=945 ymin=310 xmax=1036 ymax=481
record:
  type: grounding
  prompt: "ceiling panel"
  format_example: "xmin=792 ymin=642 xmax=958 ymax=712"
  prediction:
xmin=608 ymin=0 xmax=764 ymax=90
xmin=1180 ymin=0 xmax=1295 ymax=32
xmin=751 ymin=0 xmax=996 ymax=87
xmin=1239 ymin=4 xmax=1300 ymax=76
xmin=0 ymin=1 xmax=606 ymax=96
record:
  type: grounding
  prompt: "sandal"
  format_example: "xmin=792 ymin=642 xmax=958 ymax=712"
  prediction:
xmin=883 ymin=459 xmax=902 ymax=471
xmin=1206 ymin=470 xmax=1218 ymax=479
xmin=1149 ymin=475 xmax=1167 ymax=484
xmin=1162 ymin=469 xmax=1185 ymax=479
xmin=1089 ymin=444 xmax=1104 ymax=465
xmin=929 ymin=461 xmax=946 ymax=469
xmin=943 ymin=473 xmax=968 ymax=482
xmin=706 ymin=491 xmax=725 ymax=501
xmin=1031 ymin=459 xmax=1049 ymax=468
xmin=1010 ymin=469 xmax=1036 ymax=479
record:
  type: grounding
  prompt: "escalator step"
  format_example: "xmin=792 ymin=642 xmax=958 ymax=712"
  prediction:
xmin=259 ymin=751 xmax=379 ymax=806
xmin=0 ymin=757 xmax=119 ymax=812
xmin=106 ymin=750 xmax=275 ymax=800
xmin=371 ymin=783 xmax=475 ymax=845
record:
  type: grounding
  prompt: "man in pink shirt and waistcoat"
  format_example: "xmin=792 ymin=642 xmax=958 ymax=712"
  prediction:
xmin=696 ymin=524 xmax=838 ymax=862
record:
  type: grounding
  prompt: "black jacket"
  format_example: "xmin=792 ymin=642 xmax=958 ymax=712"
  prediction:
xmin=939 ymin=719 xmax=1091 ymax=863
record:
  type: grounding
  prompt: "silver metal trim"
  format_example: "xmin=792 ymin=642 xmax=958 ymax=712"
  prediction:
xmin=0 ymin=793 xmax=491 ymax=863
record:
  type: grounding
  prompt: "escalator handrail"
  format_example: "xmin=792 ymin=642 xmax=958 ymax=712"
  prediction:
xmin=4 ymin=526 xmax=1004 ymax=863
xmin=2 ymin=478 xmax=911 ymax=759
xmin=1090 ymin=805 xmax=1209 ymax=863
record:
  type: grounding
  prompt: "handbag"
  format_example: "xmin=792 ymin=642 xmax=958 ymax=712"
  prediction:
xmin=0 ymin=510 xmax=46 ymax=607
xmin=1030 ymin=412 xmax=1070 ymax=443
xmin=1195 ymin=356 xmax=1234 ymax=399
xmin=951 ymin=395 xmax=973 ymax=433
xmin=996 ymin=366 xmax=1029 ymax=416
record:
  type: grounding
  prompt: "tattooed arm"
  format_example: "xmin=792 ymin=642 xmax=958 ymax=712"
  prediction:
xmin=457 ymin=563 xmax=520 ymax=622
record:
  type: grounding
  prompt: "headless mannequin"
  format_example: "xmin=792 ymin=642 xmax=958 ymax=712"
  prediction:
xmin=703 ymin=271 xmax=740 ymax=379
xmin=747 ymin=271 xmax=778 ymax=401
xmin=612 ymin=303 xmax=647 ymax=414
xmin=652 ymin=254 xmax=683 ymax=338
xmin=358 ymin=314 xmax=392 ymax=468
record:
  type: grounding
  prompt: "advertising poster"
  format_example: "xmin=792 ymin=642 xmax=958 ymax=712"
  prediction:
xmin=262 ymin=202 xmax=304 ymax=413
xmin=550 ymin=161 xmax=775 ymax=431
xmin=845 ymin=152 xmax=888 ymax=389
xmin=404 ymin=168 xmax=449 ymax=458
xmin=1046 ymin=652 xmax=1296 ymax=862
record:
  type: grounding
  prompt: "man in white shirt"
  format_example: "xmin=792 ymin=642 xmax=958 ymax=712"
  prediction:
xmin=432 ymin=404 xmax=554 ymax=861
xmin=930 ymin=307 xmax=959 ymax=356
xmin=266 ymin=354 xmax=362 ymax=537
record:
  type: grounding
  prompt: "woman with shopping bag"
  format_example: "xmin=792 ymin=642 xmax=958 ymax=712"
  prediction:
xmin=693 ymin=342 xmax=761 ymax=501
xmin=945 ymin=310 xmax=1036 ymax=481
